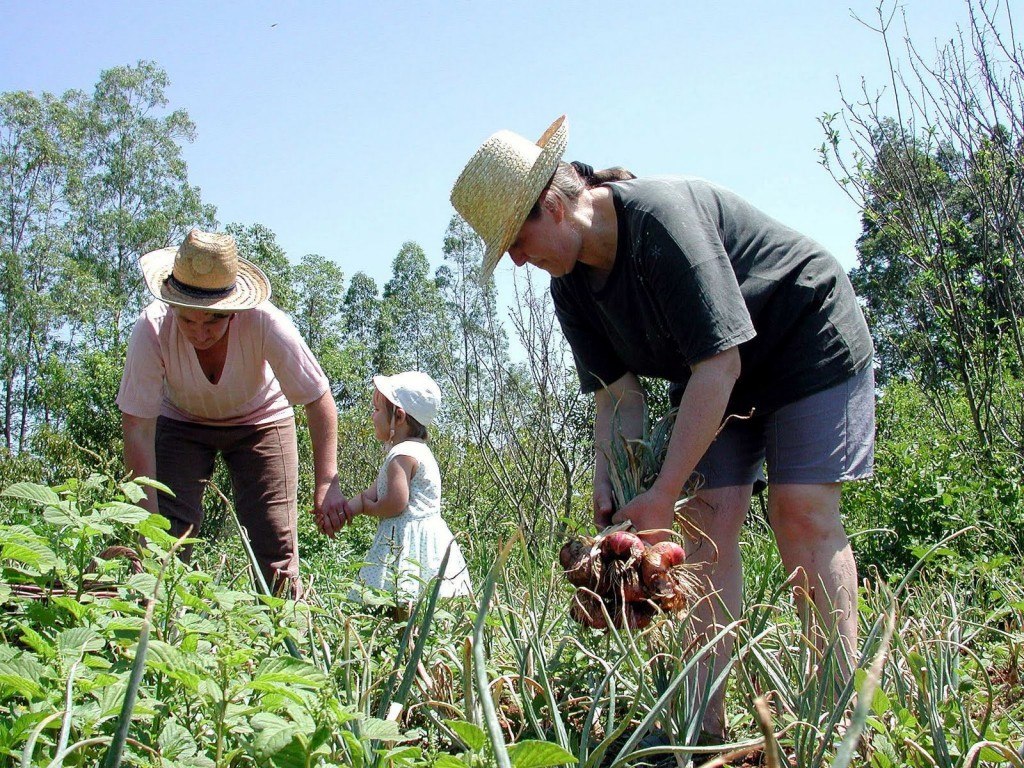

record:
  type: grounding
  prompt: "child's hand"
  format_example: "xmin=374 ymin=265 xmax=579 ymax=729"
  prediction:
xmin=347 ymin=493 xmax=365 ymax=517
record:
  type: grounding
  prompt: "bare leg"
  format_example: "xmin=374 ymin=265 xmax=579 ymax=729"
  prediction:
xmin=767 ymin=483 xmax=858 ymax=680
xmin=679 ymin=484 xmax=752 ymax=738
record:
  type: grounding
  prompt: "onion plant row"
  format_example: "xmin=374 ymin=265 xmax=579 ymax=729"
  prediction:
xmin=0 ymin=474 xmax=1021 ymax=767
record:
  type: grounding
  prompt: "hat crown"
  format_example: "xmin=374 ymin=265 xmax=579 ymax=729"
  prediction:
xmin=374 ymin=371 xmax=441 ymax=427
xmin=173 ymin=230 xmax=238 ymax=291
xmin=451 ymin=130 xmax=545 ymax=246
xmin=139 ymin=229 xmax=272 ymax=311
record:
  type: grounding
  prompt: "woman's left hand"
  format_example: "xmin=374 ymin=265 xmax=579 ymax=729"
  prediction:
xmin=610 ymin=485 xmax=676 ymax=543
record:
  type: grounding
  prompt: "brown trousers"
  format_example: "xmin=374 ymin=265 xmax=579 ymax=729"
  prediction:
xmin=155 ymin=415 xmax=300 ymax=593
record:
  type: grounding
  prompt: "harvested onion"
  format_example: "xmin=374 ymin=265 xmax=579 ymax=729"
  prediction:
xmin=560 ymin=525 xmax=698 ymax=631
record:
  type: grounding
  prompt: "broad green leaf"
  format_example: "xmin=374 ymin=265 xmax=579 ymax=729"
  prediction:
xmin=1 ymin=531 xmax=57 ymax=572
xmin=251 ymin=712 xmax=299 ymax=759
xmin=137 ymin=514 xmax=173 ymax=543
xmin=127 ymin=573 xmax=159 ymax=596
xmin=446 ymin=719 xmax=487 ymax=752
xmin=507 ymin=741 xmax=577 ymax=768
xmin=359 ymin=717 xmax=404 ymax=741
xmin=132 ymin=476 xmax=175 ymax=495
xmin=97 ymin=680 xmax=129 ymax=718
xmin=432 ymin=756 xmax=466 ymax=768
xmin=267 ymin=739 xmax=308 ymax=768
xmin=2 ymin=482 xmax=61 ymax=505
xmin=246 ymin=681 xmax=308 ymax=707
xmin=17 ymin=622 xmax=54 ymax=658
xmin=94 ymin=502 xmax=151 ymax=524
xmin=0 ymin=655 xmax=47 ymax=698
xmin=119 ymin=481 xmax=148 ymax=504
xmin=51 ymin=596 xmax=89 ymax=620
xmin=158 ymin=719 xmax=198 ymax=760
xmin=253 ymin=656 xmax=325 ymax=687
xmin=871 ymin=684 xmax=891 ymax=715
xmin=58 ymin=627 xmax=105 ymax=659
xmin=42 ymin=504 xmax=83 ymax=527
xmin=379 ymin=745 xmax=421 ymax=761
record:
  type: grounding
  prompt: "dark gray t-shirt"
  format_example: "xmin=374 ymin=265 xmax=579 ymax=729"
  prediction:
xmin=552 ymin=177 xmax=873 ymax=415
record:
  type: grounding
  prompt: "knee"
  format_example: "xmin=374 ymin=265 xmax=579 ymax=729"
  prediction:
xmin=679 ymin=495 xmax=748 ymax=564
xmin=768 ymin=487 xmax=847 ymax=544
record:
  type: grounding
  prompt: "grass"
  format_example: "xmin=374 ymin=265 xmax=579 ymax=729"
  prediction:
xmin=0 ymin=475 xmax=1022 ymax=767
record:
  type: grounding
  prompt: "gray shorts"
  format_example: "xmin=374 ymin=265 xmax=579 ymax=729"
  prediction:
xmin=693 ymin=365 xmax=875 ymax=490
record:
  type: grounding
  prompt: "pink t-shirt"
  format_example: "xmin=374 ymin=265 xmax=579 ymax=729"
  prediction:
xmin=117 ymin=301 xmax=329 ymax=426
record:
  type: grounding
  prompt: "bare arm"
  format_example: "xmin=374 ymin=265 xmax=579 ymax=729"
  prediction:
xmin=593 ymin=372 xmax=646 ymax=529
xmin=122 ymin=413 xmax=159 ymax=515
xmin=612 ymin=347 xmax=741 ymax=537
xmin=304 ymin=389 xmax=346 ymax=518
xmin=359 ymin=455 xmax=415 ymax=520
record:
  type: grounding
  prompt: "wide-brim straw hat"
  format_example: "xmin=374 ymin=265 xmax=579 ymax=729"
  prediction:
xmin=140 ymin=229 xmax=271 ymax=311
xmin=450 ymin=115 xmax=568 ymax=281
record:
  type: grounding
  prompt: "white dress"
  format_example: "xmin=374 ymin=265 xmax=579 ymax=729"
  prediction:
xmin=358 ymin=440 xmax=474 ymax=600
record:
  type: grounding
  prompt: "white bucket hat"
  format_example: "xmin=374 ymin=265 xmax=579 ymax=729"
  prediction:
xmin=373 ymin=371 xmax=441 ymax=428
xmin=140 ymin=229 xmax=271 ymax=311
xmin=450 ymin=115 xmax=568 ymax=281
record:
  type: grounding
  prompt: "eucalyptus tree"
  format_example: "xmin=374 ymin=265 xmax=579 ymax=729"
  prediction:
xmin=339 ymin=271 xmax=380 ymax=407
xmin=0 ymin=90 xmax=80 ymax=450
xmin=292 ymin=252 xmax=346 ymax=381
xmin=436 ymin=214 xmax=507 ymax=402
xmin=225 ymin=222 xmax=296 ymax=314
xmin=375 ymin=241 xmax=451 ymax=376
xmin=69 ymin=61 xmax=215 ymax=344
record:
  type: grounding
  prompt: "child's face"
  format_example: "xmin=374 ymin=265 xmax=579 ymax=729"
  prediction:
xmin=371 ymin=389 xmax=393 ymax=442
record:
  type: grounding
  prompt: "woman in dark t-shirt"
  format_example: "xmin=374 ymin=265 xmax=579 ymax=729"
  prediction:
xmin=450 ymin=115 xmax=875 ymax=740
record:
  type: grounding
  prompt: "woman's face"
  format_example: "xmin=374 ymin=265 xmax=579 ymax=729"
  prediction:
xmin=173 ymin=307 xmax=233 ymax=350
xmin=507 ymin=200 xmax=580 ymax=277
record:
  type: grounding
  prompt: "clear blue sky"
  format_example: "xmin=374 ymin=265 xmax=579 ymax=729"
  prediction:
xmin=2 ymin=1 xmax=973 ymax=294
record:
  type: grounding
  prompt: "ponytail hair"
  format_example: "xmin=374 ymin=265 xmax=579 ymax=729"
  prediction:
xmin=529 ymin=160 xmax=636 ymax=219
xmin=569 ymin=161 xmax=637 ymax=187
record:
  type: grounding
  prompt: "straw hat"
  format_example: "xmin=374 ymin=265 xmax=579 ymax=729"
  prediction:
xmin=373 ymin=371 xmax=441 ymax=427
xmin=140 ymin=229 xmax=271 ymax=311
xmin=450 ymin=115 xmax=568 ymax=280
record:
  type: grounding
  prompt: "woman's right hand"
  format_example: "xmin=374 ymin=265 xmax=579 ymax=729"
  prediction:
xmin=315 ymin=497 xmax=353 ymax=537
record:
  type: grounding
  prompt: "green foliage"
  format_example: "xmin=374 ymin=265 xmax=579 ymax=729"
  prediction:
xmin=227 ymin=222 xmax=296 ymax=313
xmin=821 ymin=0 xmax=1024 ymax=482
xmin=843 ymin=379 xmax=1024 ymax=575
xmin=376 ymin=242 xmax=452 ymax=375
xmin=0 ymin=476 xmax=1021 ymax=767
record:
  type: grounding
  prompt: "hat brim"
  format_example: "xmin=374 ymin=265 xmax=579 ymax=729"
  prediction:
xmin=480 ymin=115 xmax=569 ymax=281
xmin=139 ymin=246 xmax=272 ymax=311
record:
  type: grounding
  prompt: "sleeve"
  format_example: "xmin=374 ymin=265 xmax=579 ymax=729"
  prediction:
xmin=261 ymin=306 xmax=330 ymax=406
xmin=116 ymin=314 xmax=166 ymax=418
xmin=552 ymin=279 xmax=629 ymax=394
xmin=641 ymin=203 xmax=756 ymax=365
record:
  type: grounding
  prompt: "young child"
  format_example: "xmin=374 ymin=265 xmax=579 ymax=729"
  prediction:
xmin=322 ymin=371 xmax=473 ymax=601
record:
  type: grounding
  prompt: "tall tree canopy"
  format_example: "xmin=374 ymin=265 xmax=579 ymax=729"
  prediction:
xmin=821 ymin=0 xmax=1024 ymax=465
